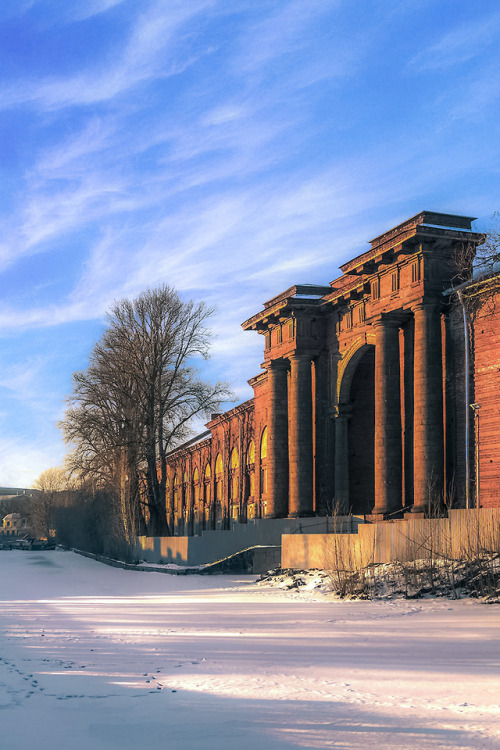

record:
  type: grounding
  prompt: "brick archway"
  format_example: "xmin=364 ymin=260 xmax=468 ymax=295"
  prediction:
xmin=337 ymin=337 xmax=375 ymax=405
xmin=335 ymin=342 xmax=375 ymax=514
xmin=349 ymin=347 xmax=375 ymax=514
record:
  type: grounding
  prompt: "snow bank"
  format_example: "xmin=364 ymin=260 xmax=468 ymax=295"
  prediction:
xmin=258 ymin=555 xmax=500 ymax=602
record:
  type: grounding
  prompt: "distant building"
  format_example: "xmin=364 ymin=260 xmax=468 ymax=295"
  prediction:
xmin=1 ymin=513 xmax=28 ymax=536
xmin=163 ymin=212 xmax=499 ymax=535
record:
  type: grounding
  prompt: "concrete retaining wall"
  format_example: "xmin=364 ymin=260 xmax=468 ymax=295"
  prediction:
xmin=136 ymin=515 xmax=362 ymax=566
xmin=282 ymin=509 xmax=500 ymax=570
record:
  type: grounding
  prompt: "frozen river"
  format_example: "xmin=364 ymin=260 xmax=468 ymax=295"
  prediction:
xmin=1 ymin=549 xmax=499 ymax=749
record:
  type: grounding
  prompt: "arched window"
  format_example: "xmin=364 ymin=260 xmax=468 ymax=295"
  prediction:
xmin=193 ymin=467 xmax=200 ymax=508
xmin=182 ymin=470 xmax=189 ymax=518
xmin=246 ymin=439 xmax=256 ymax=519
xmin=166 ymin=467 xmax=172 ymax=512
xmin=247 ymin=440 xmax=255 ymax=497
xmin=204 ymin=463 xmax=211 ymax=507
xmin=174 ymin=473 xmax=181 ymax=517
xmin=261 ymin=427 xmax=267 ymax=459
xmin=229 ymin=447 xmax=240 ymax=520
xmin=204 ymin=463 xmax=212 ymax=523
xmin=215 ymin=453 xmax=223 ymax=504
xmin=230 ymin=447 xmax=239 ymax=501
xmin=260 ymin=427 xmax=268 ymax=498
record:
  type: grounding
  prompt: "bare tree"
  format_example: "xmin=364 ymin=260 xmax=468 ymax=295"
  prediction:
xmin=61 ymin=286 xmax=230 ymax=537
xmin=31 ymin=466 xmax=70 ymax=540
xmin=475 ymin=211 xmax=500 ymax=271
xmin=451 ymin=213 xmax=500 ymax=319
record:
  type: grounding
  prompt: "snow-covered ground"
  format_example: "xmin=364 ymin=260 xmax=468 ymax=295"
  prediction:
xmin=1 ymin=550 xmax=499 ymax=749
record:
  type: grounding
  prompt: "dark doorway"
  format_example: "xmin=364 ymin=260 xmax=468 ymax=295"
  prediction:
xmin=348 ymin=347 xmax=375 ymax=513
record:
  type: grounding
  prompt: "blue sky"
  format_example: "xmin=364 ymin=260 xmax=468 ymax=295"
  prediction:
xmin=1 ymin=0 xmax=499 ymax=487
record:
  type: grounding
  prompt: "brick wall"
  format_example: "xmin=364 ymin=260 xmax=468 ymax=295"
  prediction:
xmin=474 ymin=293 xmax=500 ymax=508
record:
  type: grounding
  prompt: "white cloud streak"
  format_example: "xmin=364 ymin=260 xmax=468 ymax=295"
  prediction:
xmin=0 ymin=2 xmax=214 ymax=111
xmin=408 ymin=11 xmax=500 ymax=72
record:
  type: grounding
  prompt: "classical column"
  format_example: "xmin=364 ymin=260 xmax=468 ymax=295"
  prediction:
xmin=373 ymin=317 xmax=402 ymax=516
xmin=266 ymin=359 xmax=289 ymax=517
xmin=413 ymin=302 xmax=444 ymax=513
xmin=314 ymin=353 xmax=332 ymax=515
xmin=289 ymin=353 xmax=314 ymax=516
xmin=333 ymin=404 xmax=352 ymax=514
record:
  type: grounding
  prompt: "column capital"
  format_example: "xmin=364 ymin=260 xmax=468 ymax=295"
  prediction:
xmin=266 ymin=357 xmax=289 ymax=372
xmin=288 ymin=351 xmax=313 ymax=363
xmin=412 ymin=299 xmax=442 ymax=315
xmin=372 ymin=313 xmax=404 ymax=330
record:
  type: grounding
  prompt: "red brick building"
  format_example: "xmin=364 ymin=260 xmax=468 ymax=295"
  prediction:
xmin=165 ymin=211 xmax=499 ymax=535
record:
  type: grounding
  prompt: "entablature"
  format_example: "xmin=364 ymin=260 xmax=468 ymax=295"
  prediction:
xmin=242 ymin=283 xmax=331 ymax=332
xmin=248 ymin=371 xmax=267 ymax=388
xmin=338 ymin=211 xmax=482 ymax=278
xmin=166 ymin=432 xmax=212 ymax=461
xmin=206 ymin=399 xmax=254 ymax=429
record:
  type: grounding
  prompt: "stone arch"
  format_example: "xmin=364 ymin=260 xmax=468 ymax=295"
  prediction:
xmin=337 ymin=335 xmax=376 ymax=406
xmin=336 ymin=340 xmax=376 ymax=515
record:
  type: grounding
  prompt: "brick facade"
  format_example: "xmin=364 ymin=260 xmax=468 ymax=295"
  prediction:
xmin=165 ymin=211 xmax=499 ymax=533
xmin=471 ymin=287 xmax=500 ymax=508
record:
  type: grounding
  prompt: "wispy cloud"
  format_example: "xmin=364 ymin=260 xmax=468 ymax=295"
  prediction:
xmin=0 ymin=2 xmax=213 ymax=111
xmin=63 ymin=0 xmax=128 ymax=23
xmin=0 ymin=0 xmax=127 ymax=24
xmin=33 ymin=117 xmax=117 ymax=176
xmin=408 ymin=11 xmax=500 ymax=72
xmin=234 ymin=0 xmax=340 ymax=73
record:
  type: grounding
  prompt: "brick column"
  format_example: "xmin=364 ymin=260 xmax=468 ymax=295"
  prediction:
xmin=314 ymin=353 xmax=332 ymax=515
xmin=266 ymin=359 xmax=289 ymax=517
xmin=373 ymin=317 xmax=402 ymax=516
xmin=289 ymin=353 xmax=314 ymax=516
xmin=333 ymin=404 xmax=352 ymax=514
xmin=413 ymin=302 xmax=444 ymax=513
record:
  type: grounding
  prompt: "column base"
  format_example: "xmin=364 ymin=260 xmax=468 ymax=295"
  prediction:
xmin=365 ymin=513 xmax=386 ymax=523
xmin=263 ymin=510 xmax=286 ymax=519
xmin=366 ymin=510 xmax=405 ymax=522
